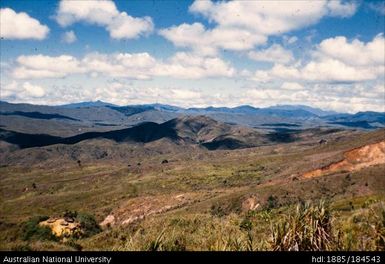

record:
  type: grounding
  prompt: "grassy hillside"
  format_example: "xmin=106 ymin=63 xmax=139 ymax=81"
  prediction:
xmin=0 ymin=127 xmax=384 ymax=251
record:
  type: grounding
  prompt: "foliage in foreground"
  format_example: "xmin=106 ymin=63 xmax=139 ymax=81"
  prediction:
xmin=11 ymin=201 xmax=385 ymax=251
xmin=270 ymin=201 xmax=335 ymax=251
xmin=21 ymin=216 xmax=58 ymax=242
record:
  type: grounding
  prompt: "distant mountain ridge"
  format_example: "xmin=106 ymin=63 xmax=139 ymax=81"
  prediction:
xmin=58 ymin=100 xmax=117 ymax=108
xmin=266 ymin=104 xmax=338 ymax=117
xmin=1 ymin=101 xmax=384 ymax=133
xmin=56 ymin=101 xmax=338 ymax=116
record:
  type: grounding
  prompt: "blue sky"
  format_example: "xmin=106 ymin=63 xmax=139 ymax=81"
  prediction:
xmin=1 ymin=0 xmax=384 ymax=113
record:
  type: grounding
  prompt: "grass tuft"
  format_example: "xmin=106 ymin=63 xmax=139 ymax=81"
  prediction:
xmin=270 ymin=201 xmax=335 ymax=251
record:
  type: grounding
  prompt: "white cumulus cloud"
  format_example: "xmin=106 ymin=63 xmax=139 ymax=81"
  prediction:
xmin=250 ymin=34 xmax=385 ymax=83
xmin=281 ymin=82 xmax=304 ymax=90
xmin=61 ymin=30 xmax=77 ymax=43
xmin=159 ymin=22 xmax=267 ymax=55
xmin=160 ymin=0 xmax=358 ymax=54
xmin=55 ymin=0 xmax=153 ymax=39
xmin=13 ymin=55 xmax=84 ymax=79
xmin=0 ymin=8 xmax=49 ymax=40
xmin=316 ymin=34 xmax=385 ymax=67
xmin=248 ymin=44 xmax=294 ymax=64
xmin=326 ymin=0 xmax=358 ymax=17
xmin=11 ymin=52 xmax=235 ymax=80
xmin=22 ymin=82 xmax=45 ymax=97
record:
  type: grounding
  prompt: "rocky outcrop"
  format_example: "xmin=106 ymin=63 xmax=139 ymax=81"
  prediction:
xmin=242 ymin=196 xmax=260 ymax=211
xmin=39 ymin=218 xmax=83 ymax=238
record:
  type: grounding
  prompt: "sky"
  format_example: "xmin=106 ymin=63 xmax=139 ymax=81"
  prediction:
xmin=0 ymin=0 xmax=384 ymax=113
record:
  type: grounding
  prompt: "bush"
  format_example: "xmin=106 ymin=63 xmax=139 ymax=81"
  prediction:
xmin=239 ymin=218 xmax=252 ymax=231
xmin=21 ymin=216 xmax=57 ymax=242
xmin=270 ymin=201 xmax=335 ymax=251
xmin=267 ymin=195 xmax=278 ymax=210
xmin=76 ymin=212 xmax=101 ymax=237
xmin=239 ymin=211 xmax=256 ymax=231
xmin=63 ymin=210 xmax=78 ymax=219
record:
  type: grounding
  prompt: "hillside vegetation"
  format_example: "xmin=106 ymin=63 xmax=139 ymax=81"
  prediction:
xmin=0 ymin=115 xmax=384 ymax=250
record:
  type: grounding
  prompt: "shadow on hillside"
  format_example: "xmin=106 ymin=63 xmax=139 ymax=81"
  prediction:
xmin=266 ymin=131 xmax=297 ymax=143
xmin=0 ymin=122 xmax=179 ymax=149
xmin=202 ymin=138 xmax=247 ymax=150
xmin=0 ymin=111 xmax=79 ymax=121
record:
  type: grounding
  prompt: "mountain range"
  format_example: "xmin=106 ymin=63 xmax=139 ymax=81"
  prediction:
xmin=1 ymin=101 xmax=384 ymax=134
xmin=2 ymin=99 xmax=383 ymax=156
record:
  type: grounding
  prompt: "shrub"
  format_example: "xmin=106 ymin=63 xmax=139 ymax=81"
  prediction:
xmin=270 ymin=201 xmax=336 ymax=251
xmin=63 ymin=210 xmax=78 ymax=219
xmin=267 ymin=195 xmax=278 ymax=210
xmin=76 ymin=212 xmax=101 ymax=237
xmin=21 ymin=216 xmax=57 ymax=242
xmin=239 ymin=218 xmax=253 ymax=231
xmin=239 ymin=211 xmax=256 ymax=231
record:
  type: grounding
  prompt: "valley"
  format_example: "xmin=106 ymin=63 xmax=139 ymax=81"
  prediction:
xmin=0 ymin=101 xmax=384 ymax=251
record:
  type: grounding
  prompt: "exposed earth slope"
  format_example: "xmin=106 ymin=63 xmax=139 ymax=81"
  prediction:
xmin=303 ymin=141 xmax=385 ymax=178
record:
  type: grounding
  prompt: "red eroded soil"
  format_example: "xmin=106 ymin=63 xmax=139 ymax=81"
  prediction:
xmin=303 ymin=141 xmax=385 ymax=178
